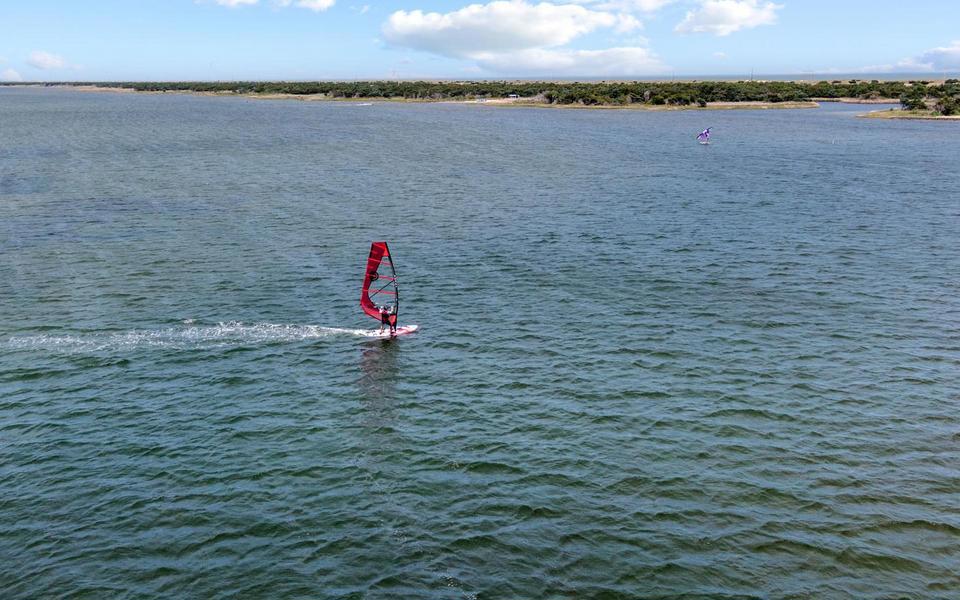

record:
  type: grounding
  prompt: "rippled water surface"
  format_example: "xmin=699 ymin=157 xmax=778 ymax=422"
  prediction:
xmin=2 ymin=88 xmax=959 ymax=599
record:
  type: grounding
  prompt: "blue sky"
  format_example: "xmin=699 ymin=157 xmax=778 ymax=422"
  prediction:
xmin=2 ymin=0 xmax=960 ymax=81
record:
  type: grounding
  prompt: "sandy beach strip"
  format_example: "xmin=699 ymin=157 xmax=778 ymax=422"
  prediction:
xmin=860 ymin=108 xmax=960 ymax=120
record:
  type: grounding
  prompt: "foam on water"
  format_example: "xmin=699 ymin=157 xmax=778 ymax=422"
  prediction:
xmin=2 ymin=322 xmax=380 ymax=353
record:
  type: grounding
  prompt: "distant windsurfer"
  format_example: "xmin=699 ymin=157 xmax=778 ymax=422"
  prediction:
xmin=697 ymin=127 xmax=711 ymax=144
xmin=378 ymin=305 xmax=396 ymax=336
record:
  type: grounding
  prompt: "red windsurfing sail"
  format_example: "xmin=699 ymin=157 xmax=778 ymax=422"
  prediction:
xmin=360 ymin=241 xmax=399 ymax=326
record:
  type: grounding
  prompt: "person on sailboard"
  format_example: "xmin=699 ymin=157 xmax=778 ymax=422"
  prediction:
xmin=378 ymin=305 xmax=396 ymax=336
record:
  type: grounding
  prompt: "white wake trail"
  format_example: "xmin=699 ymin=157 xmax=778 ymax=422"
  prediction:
xmin=3 ymin=322 xmax=381 ymax=353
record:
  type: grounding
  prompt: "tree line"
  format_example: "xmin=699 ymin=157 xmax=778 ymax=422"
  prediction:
xmin=900 ymin=79 xmax=959 ymax=115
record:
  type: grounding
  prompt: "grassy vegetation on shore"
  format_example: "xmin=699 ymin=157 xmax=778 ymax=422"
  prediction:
xmin=862 ymin=108 xmax=960 ymax=120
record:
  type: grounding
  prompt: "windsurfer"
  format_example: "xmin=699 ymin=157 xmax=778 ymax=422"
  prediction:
xmin=379 ymin=305 xmax=396 ymax=336
xmin=362 ymin=242 xmax=404 ymax=337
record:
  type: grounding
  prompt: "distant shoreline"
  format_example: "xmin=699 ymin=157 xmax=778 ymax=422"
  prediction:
xmin=8 ymin=81 xmax=955 ymax=115
xmin=46 ymin=85 xmax=824 ymax=111
xmin=3 ymin=79 xmax=932 ymax=110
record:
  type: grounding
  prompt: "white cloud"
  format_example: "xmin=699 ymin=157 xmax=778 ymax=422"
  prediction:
xmin=887 ymin=58 xmax=935 ymax=73
xmin=849 ymin=41 xmax=960 ymax=74
xmin=302 ymin=0 xmax=335 ymax=9
xmin=675 ymin=0 xmax=781 ymax=36
xmin=615 ymin=13 xmax=643 ymax=33
xmin=594 ymin=0 xmax=675 ymax=11
xmin=916 ymin=40 xmax=960 ymax=71
xmin=214 ymin=0 xmax=258 ymax=6
xmin=276 ymin=0 xmax=335 ymax=10
xmin=615 ymin=0 xmax=675 ymax=10
xmin=713 ymin=51 xmax=727 ymax=59
xmin=1 ymin=68 xmax=24 ymax=82
xmin=560 ymin=0 xmax=675 ymax=12
xmin=359 ymin=4 xmax=370 ymax=14
xmin=381 ymin=1 xmax=670 ymax=76
xmin=27 ymin=51 xmax=66 ymax=70
xmin=479 ymin=46 xmax=666 ymax=75
xmin=382 ymin=1 xmax=625 ymax=58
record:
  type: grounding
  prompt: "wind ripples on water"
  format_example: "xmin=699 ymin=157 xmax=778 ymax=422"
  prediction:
xmin=1 ymin=88 xmax=959 ymax=599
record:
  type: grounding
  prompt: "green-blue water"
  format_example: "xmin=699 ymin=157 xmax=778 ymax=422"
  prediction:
xmin=1 ymin=88 xmax=958 ymax=599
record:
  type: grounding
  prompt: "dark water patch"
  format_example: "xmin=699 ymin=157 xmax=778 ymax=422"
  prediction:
xmin=705 ymin=407 xmax=798 ymax=422
xmin=460 ymin=460 xmax=525 ymax=476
